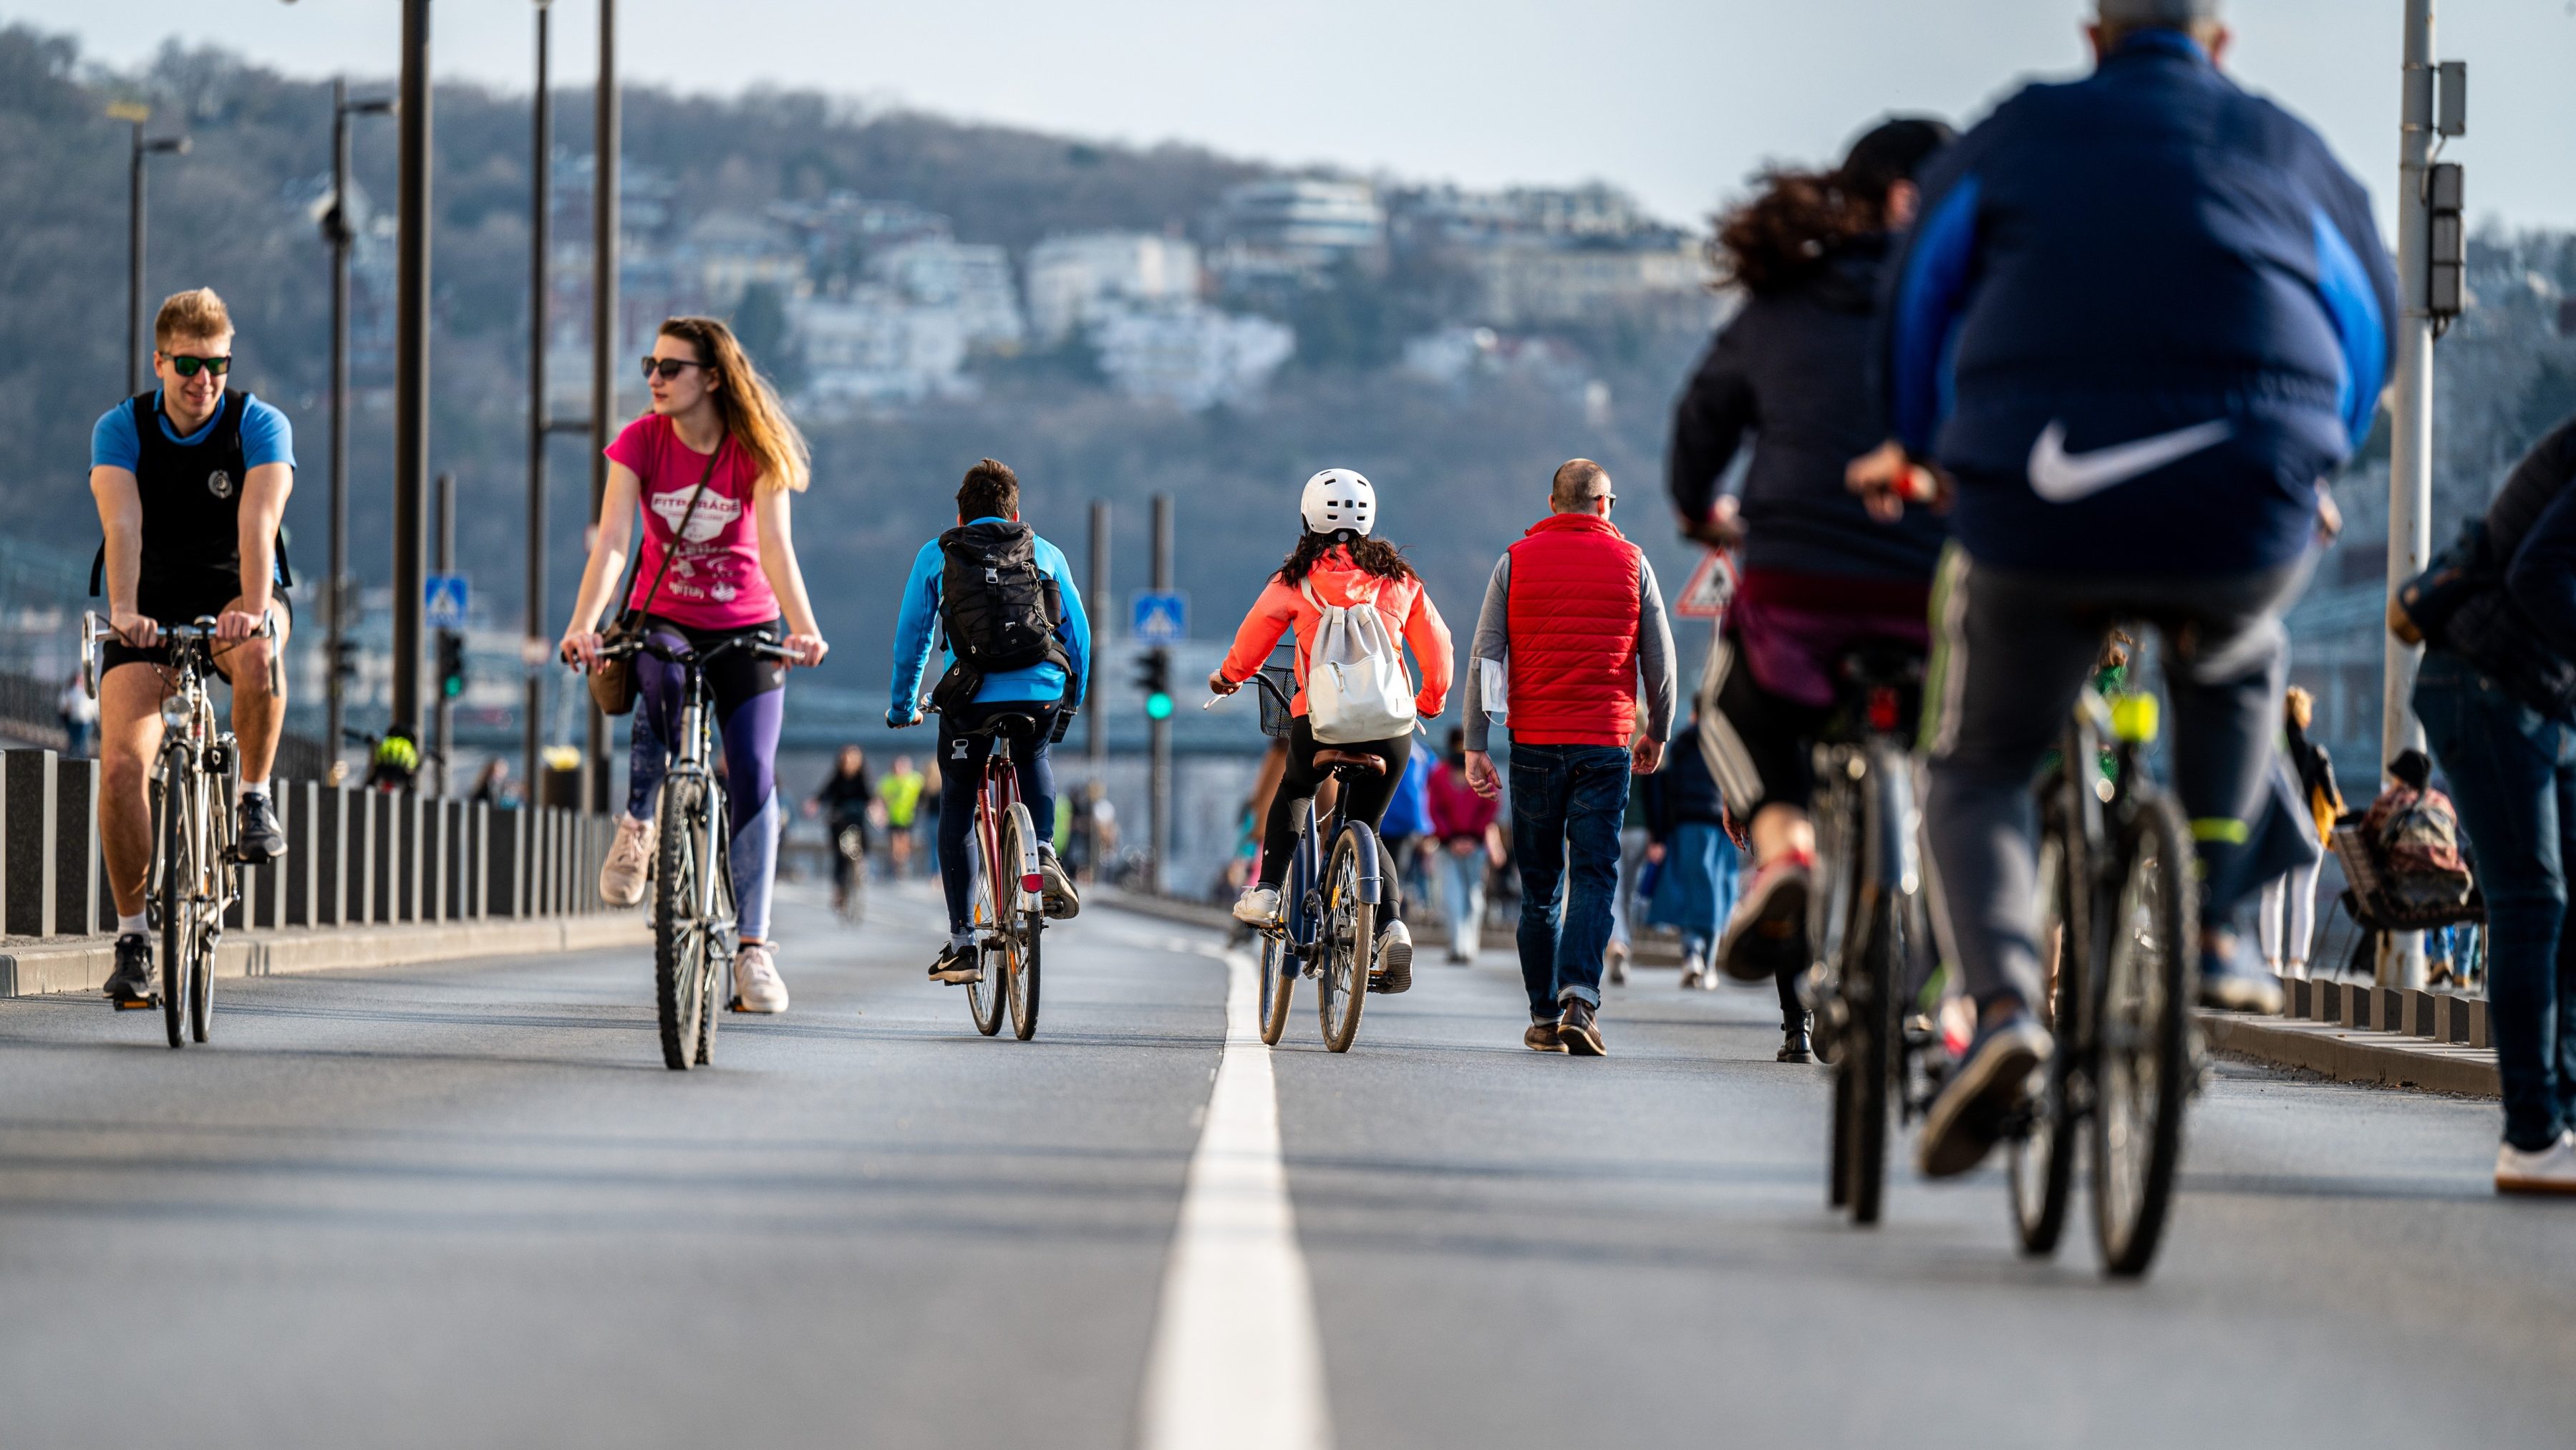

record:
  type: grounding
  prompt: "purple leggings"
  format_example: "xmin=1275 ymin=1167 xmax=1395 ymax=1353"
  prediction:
xmin=624 ymin=618 xmax=786 ymax=940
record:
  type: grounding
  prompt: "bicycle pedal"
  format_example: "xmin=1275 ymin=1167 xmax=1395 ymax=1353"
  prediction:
xmin=110 ymin=996 xmax=156 ymax=1011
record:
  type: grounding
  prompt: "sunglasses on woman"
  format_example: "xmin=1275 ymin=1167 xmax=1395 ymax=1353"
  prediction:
xmin=640 ymin=356 xmax=710 ymax=381
xmin=167 ymin=354 xmax=231 ymax=377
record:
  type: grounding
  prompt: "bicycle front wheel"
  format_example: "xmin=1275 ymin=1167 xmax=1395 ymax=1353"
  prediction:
xmin=2008 ymin=788 xmax=2080 ymax=1257
xmin=1316 ymin=828 xmax=1372 ymax=1053
xmin=156 ymin=754 xmax=191 ymax=1050
xmin=1003 ymin=805 xmax=1042 ymax=1040
xmin=2092 ymin=790 xmax=2194 ymax=1277
xmin=652 ymin=779 xmax=715 ymax=1071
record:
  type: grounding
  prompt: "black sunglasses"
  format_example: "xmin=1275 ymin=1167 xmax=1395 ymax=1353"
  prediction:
xmin=168 ymin=354 xmax=231 ymax=377
xmin=641 ymin=356 xmax=710 ymax=381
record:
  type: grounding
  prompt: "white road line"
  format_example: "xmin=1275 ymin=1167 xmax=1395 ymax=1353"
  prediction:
xmin=1138 ymin=947 xmax=1333 ymax=1450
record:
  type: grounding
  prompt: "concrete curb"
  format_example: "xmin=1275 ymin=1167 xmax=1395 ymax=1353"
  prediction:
xmin=2199 ymin=1009 xmax=2501 ymax=1098
xmin=0 ymin=913 xmax=649 ymax=999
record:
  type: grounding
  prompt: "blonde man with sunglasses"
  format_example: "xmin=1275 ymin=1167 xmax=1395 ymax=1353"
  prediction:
xmin=86 ymin=287 xmax=295 ymax=1009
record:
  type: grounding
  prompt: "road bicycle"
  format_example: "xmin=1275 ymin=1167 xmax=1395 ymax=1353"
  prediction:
xmin=2009 ymin=664 xmax=2197 ymax=1277
xmin=599 ymin=629 xmax=792 ymax=1071
xmin=1801 ymin=644 xmax=1939 ymax=1226
xmin=1210 ymin=669 xmax=1388 ymax=1053
xmin=957 ymin=711 xmax=1047 ymax=1041
xmin=84 ymin=612 xmax=279 ymax=1049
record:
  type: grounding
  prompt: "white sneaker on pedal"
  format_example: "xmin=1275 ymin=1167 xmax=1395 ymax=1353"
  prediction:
xmin=600 ymin=815 xmax=656 ymax=907
xmin=1232 ymin=885 xmax=1282 ymax=927
xmin=732 ymin=943 xmax=790 ymax=1014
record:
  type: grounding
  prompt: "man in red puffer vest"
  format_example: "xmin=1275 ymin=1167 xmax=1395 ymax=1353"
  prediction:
xmin=1463 ymin=460 xmax=1678 ymax=1055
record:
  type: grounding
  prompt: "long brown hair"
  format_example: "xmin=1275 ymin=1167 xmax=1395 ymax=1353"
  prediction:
xmin=1279 ymin=531 xmax=1415 ymax=587
xmin=658 ymin=315 xmax=810 ymax=493
xmin=1710 ymin=117 xmax=1954 ymax=299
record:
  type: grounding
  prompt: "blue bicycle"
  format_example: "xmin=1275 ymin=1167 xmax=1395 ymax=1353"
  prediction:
xmin=1211 ymin=669 xmax=1388 ymax=1051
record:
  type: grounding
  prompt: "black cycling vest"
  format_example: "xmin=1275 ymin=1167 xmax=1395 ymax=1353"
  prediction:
xmin=89 ymin=389 xmax=292 ymax=597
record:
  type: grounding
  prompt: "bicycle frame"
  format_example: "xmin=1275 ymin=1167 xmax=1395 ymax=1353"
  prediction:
xmin=973 ymin=730 xmax=1043 ymax=930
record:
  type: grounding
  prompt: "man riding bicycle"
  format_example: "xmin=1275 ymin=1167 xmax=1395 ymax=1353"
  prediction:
xmin=887 ymin=458 xmax=1090 ymax=982
xmin=87 ymin=288 xmax=294 ymax=1008
xmin=1851 ymin=0 xmax=2396 ymax=1176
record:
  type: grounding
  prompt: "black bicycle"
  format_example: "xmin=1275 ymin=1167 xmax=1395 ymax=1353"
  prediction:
xmin=598 ymin=630 xmax=793 ymax=1071
xmin=1209 ymin=668 xmax=1388 ymax=1052
xmin=2009 ymin=672 xmax=2197 ymax=1277
xmin=1803 ymin=645 xmax=1937 ymax=1227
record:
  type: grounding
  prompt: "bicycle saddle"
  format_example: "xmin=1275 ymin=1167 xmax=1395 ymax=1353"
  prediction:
xmin=967 ymin=712 xmax=1042 ymax=739
xmin=1312 ymin=749 xmax=1387 ymax=775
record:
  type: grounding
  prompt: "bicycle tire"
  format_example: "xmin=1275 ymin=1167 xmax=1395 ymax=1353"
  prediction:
xmin=1258 ymin=930 xmax=1295 ymax=1045
xmin=697 ymin=790 xmax=735 ymax=1067
xmin=157 ymin=753 xmax=190 ymax=1050
xmin=1316 ymin=828 xmax=1371 ymax=1053
xmin=1842 ymin=883 xmax=1897 ymax=1227
xmin=2008 ymin=787 xmax=2080 ymax=1257
xmin=966 ymin=812 xmax=1007 ymax=1037
xmin=1004 ymin=804 xmax=1042 ymax=1040
xmin=2092 ymin=789 xmax=2194 ymax=1277
xmin=1818 ymin=770 xmax=1860 ymax=1209
xmin=652 ymin=778 xmax=711 ymax=1071
xmin=192 ymin=762 xmax=237 ymax=1046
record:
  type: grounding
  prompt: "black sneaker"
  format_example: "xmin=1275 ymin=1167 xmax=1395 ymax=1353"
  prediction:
xmin=104 ymin=933 xmax=155 ymax=1007
xmin=1037 ymin=845 xmax=1081 ymax=920
xmin=928 ymin=941 xmax=982 ymax=985
xmin=235 ymin=791 xmax=286 ymax=864
xmin=1556 ymin=997 xmax=1606 ymax=1056
xmin=1917 ymin=1007 xmax=2052 ymax=1179
xmin=1777 ymin=1025 xmax=1812 ymax=1063
xmin=1524 ymin=1017 xmax=1568 ymax=1053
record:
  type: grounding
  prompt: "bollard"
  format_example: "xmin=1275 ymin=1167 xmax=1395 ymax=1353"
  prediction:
xmin=283 ymin=781 xmax=318 ymax=927
xmin=315 ymin=785 xmax=349 ymax=927
xmin=465 ymin=801 xmax=485 ymax=919
xmin=4 ymin=749 xmax=57 ymax=938
xmin=347 ymin=788 xmax=377 ymax=926
xmin=2403 ymin=988 xmax=2440 ymax=1038
xmin=54 ymin=756 xmax=97 ymax=939
xmin=486 ymin=806 xmax=522 ymax=918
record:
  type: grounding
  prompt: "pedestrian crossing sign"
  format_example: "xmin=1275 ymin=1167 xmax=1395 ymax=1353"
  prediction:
xmin=425 ymin=574 xmax=469 ymax=629
xmin=1131 ymin=591 xmax=1186 ymax=644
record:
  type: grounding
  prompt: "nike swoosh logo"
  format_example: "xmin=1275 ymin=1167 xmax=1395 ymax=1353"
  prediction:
xmin=2027 ymin=419 xmax=2234 ymax=503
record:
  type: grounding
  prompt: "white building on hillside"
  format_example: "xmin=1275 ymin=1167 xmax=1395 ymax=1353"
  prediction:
xmin=1463 ymin=236 xmax=1713 ymax=328
xmin=1207 ymin=179 xmax=1385 ymax=263
xmin=1025 ymin=232 xmax=1201 ymax=345
xmin=866 ymin=239 xmax=1024 ymax=350
xmin=793 ymin=287 xmax=972 ymax=407
xmin=1092 ymin=303 xmax=1294 ymax=411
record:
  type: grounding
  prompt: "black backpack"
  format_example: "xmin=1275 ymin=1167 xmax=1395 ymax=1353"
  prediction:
xmin=931 ymin=521 xmax=1067 ymax=709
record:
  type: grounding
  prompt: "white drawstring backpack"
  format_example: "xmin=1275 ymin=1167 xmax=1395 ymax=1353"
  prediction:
xmin=1299 ymin=576 xmax=1418 ymax=744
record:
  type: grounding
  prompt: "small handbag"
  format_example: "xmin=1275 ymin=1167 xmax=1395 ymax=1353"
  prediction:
xmin=588 ymin=443 xmax=722 ymax=717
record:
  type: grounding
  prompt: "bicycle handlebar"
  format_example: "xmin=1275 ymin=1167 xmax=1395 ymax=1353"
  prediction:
xmin=1205 ymin=671 xmax=1294 ymax=714
xmin=595 ymin=632 xmax=795 ymax=670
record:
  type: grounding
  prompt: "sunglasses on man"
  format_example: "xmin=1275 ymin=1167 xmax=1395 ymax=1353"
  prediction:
xmin=640 ymin=356 xmax=710 ymax=381
xmin=166 ymin=354 xmax=231 ymax=377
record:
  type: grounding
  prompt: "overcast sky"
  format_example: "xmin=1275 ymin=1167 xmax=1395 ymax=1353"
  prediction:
xmin=27 ymin=1 xmax=2576 ymax=236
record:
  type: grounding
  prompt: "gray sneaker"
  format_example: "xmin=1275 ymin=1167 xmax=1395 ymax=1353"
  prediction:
xmin=1371 ymin=919 xmax=1414 ymax=994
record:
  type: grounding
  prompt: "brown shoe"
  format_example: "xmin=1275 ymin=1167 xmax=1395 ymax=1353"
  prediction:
xmin=1524 ymin=1018 xmax=1568 ymax=1053
xmin=1556 ymin=998 xmax=1606 ymax=1056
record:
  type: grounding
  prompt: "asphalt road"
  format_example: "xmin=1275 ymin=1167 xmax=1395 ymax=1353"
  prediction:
xmin=1 ymin=882 xmax=2568 ymax=1449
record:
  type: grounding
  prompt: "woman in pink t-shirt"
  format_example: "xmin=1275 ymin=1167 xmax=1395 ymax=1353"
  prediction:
xmin=560 ymin=316 xmax=828 ymax=1015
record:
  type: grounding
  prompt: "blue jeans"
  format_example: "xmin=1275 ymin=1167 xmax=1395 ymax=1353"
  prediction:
xmin=2416 ymin=651 xmax=2576 ymax=1151
xmin=936 ymin=702 xmax=1059 ymax=938
xmin=1509 ymin=741 xmax=1633 ymax=1016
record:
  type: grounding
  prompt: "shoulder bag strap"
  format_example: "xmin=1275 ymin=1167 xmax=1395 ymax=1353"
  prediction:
xmin=626 ymin=437 xmax=725 ymax=622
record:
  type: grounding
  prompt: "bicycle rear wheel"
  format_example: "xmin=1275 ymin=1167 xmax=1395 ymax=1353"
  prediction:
xmin=1316 ymin=828 xmax=1372 ymax=1053
xmin=2092 ymin=791 xmax=2194 ymax=1277
xmin=1258 ymin=929 xmax=1296 ymax=1045
xmin=1004 ymin=805 xmax=1043 ymax=1040
xmin=2008 ymin=786 xmax=2080 ymax=1257
xmin=967 ymin=813 xmax=1008 ymax=1036
xmin=652 ymin=778 xmax=715 ymax=1071
xmin=1838 ymin=748 xmax=1909 ymax=1227
xmin=1814 ymin=768 xmax=1861 ymax=1209
xmin=156 ymin=754 xmax=191 ymax=1050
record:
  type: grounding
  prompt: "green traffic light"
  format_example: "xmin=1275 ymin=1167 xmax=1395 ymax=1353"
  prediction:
xmin=1144 ymin=691 xmax=1173 ymax=721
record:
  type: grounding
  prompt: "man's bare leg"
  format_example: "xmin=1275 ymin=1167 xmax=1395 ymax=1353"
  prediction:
xmin=97 ymin=662 xmax=170 ymax=922
xmin=216 ymin=595 xmax=288 ymax=783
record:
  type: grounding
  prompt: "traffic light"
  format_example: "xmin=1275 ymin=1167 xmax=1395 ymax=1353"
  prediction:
xmin=331 ymin=637 xmax=359 ymax=682
xmin=1136 ymin=647 xmax=1173 ymax=721
xmin=435 ymin=630 xmax=467 ymax=700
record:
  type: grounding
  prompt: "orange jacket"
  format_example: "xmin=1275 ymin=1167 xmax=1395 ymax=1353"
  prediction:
xmin=1219 ymin=548 xmax=1453 ymax=722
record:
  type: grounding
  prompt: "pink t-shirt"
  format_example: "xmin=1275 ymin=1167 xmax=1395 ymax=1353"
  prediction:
xmin=604 ymin=413 xmax=780 ymax=630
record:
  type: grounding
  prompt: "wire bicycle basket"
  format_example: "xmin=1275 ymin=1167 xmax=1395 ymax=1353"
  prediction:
xmin=1255 ymin=666 xmax=1297 ymax=740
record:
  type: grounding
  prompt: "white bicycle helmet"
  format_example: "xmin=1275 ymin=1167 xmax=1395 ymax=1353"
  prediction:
xmin=1299 ymin=468 xmax=1377 ymax=537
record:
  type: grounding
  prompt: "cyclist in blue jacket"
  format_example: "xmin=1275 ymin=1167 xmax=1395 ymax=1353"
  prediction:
xmin=888 ymin=458 xmax=1092 ymax=984
xmin=1851 ymin=0 xmax=2397 ymax=1178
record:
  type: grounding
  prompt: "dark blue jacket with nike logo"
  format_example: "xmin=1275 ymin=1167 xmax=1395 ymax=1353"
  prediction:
xmin=1877 ymin=30 xmax=2396 ymax=576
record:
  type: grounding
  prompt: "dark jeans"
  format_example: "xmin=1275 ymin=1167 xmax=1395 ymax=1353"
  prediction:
xmin=936 ymin=701 xmax=1059 ymax=937
xmin=1509 ymin=740 xmax=1633 ymax=1015
xmin=2415 ymin=650 xmax=2576 ymax=1151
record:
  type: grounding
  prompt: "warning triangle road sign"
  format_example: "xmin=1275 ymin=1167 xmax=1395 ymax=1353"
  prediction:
xmin=1673 ymin=551 xmax=1737 ymax=620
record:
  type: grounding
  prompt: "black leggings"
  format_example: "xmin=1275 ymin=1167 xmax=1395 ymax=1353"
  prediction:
xmin=1257 ymin=716 xmax=1411 ymax=917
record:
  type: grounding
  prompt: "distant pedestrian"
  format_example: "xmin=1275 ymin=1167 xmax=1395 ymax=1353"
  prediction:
xmin=57 ymin=668 xmax=97 ymax=758
xmin=1428 ymin=728 xmax=1501 ymax=963
xmin=877 ymin=755 xmax=924 ymax=878
xmin=1463 ymin=460 xmax=1677 ymax=1055
xmin=1643 ymin=710 xmax=1754 ymax=1010
xmin=1606 ymin=697 xmax=1654 ymax=987
xmin=1379 ymin=745 xmax=1433 ymax=927
xmin=2258 ymin=686 xmax=2340 ymax=980
xmin=468 ymin=756 xmax=520 ymax=807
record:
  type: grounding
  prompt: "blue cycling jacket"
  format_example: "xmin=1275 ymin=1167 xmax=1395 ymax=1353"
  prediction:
xmin=887 ymin=518 xmax=1092 ymax=717
xmin=1879 ymin=31 xmax=2397 ymax=576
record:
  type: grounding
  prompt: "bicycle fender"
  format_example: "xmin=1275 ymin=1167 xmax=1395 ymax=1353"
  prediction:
xmin=1343 ymin=821 xmax=1384 ymax=905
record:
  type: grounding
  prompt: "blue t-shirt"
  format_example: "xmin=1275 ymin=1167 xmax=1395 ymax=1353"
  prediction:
xmin=91 ymin=390 xmax=296 ymax=474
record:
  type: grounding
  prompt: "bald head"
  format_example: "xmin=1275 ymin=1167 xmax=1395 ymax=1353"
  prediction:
xmin=1551 ymin=459 xmax=1614 ymax=514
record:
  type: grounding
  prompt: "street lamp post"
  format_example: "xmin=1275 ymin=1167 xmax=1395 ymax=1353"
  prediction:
xmin=586 ymin=0 xmax=620 ymax=814
xmin=324 ymin=81 xmax=395 ymax=765
xmin=114 ymin=104 xmax=188 ymax=397
xmin=391 ymin=0 xmax=432 ymax=741
xmin=527 ymin=0 xmax=553 ymax=803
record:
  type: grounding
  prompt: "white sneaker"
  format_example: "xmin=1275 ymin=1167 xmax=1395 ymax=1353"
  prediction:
xmin=600 ymin=815 xmax=656 ymax=907
xmin=1679 ymin=950 xmax=1708 ymax=991
xmin=1605 ymin=940 xmax=1631 ymax=987
xmin=1232 ymin=885 xmax=1282 ymax=927
xmin=2496 ymin=1131 xmax=2576 ymax=1196
xmin=732 ymin=943 xmax=790 ymax=1014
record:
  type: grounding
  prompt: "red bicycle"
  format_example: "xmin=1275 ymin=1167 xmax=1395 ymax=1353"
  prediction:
xmin=959 ymin=712 xmax=1047 ymax=1040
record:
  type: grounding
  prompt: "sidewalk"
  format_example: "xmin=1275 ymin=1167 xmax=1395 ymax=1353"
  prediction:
xmin=0 ymin=913 xmax=647 ymax=998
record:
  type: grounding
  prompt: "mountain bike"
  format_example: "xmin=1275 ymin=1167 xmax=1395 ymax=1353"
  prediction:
xmin=2008 ymin=668 xmax=2197 ymax=1277
xmin=84 ymin=612 xmax=279 ymax=1049
xmin=1802 ymin=644 xmax=1937 ymax=1226
xmin=957 ymin=712 xmax=1046 ymax=1041
xmin=1209 ymin=670 xmax=1388 ymax=1053
xmin=599 ymin=629 xmax=792 ymax=1071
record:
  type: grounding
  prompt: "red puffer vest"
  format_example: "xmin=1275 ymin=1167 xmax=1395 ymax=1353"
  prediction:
xmin=1504 ymin=513 xmax=1642 ymax=746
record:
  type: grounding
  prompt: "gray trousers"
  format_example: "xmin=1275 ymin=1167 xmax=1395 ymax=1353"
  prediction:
xmin=1922 ymin=546 xmax=2310 ymax=1009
